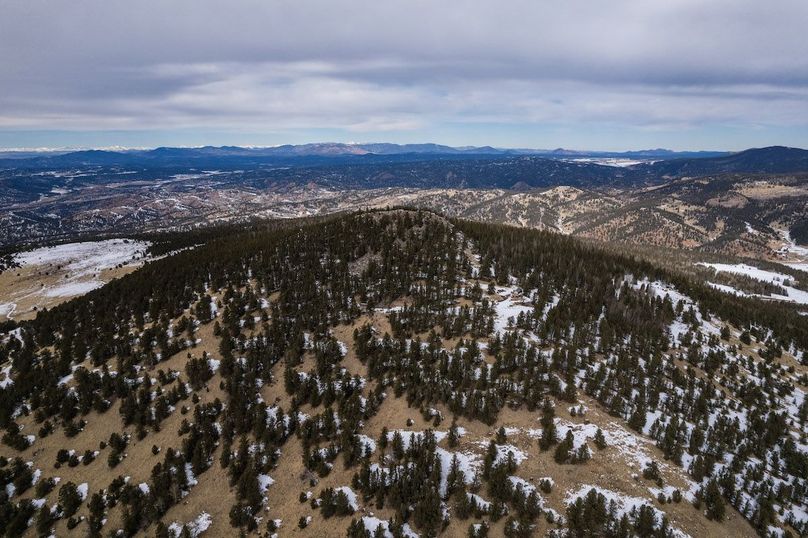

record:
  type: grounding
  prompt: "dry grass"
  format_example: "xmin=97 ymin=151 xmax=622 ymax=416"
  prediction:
xmin=2 ymin=298 xmax=766 ymax=538
xmin=0 ymin=263 xmax=141 ymax=322
xmin=736 ymin=183 xmax=808 ymax=200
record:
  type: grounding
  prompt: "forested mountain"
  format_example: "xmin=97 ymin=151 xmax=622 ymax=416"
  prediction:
xmin=0 ymin=210 xmax=805 ymax=537
xmin=640 ymin=147 xmax=808 ymax=179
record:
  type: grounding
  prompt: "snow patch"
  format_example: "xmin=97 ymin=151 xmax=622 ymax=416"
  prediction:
xmin=335 ymin=486 xmax=359 ymax=510
xmin=168 ymin=512 xmax=213 ymax=537
xmin=565 ymin=484 xmax=690 ymax=538
xmin=698 ymin=262 xmax=808 ymax=305
xmin=258 ymin=474 xmax=274 ymax=494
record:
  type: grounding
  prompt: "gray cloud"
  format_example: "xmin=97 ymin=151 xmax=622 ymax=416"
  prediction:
xmin=1 ymin=0 xmax=807 ymax=145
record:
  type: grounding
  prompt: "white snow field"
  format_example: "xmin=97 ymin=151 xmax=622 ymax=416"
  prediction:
xmin=14 ymin=239 xmax=151 ymax=297
xmin=697 ymin=262 xmax=808 ymax=305
xmin=776 ymin=229 xmax=808 ymax=273
xmin=0 ymin=239 xmax=151 ymax=319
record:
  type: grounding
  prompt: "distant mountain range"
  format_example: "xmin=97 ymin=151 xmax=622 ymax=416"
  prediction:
xmin=0 ymin=144 xmax=808 ymax=184
xmin=0 ymin=142 xmax=734 ymax=164
xmin=2 ymin=145 xmax=805 ymax=190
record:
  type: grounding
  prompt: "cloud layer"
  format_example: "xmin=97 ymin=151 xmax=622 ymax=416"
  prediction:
xmin=1 ymin=0 xmax=807 ymax=149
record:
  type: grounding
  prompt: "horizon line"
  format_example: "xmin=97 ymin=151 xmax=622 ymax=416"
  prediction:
xmin=0 ymin=141 xmax=761 ymax=154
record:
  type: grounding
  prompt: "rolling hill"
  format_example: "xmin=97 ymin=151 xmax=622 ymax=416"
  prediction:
xmin=0 ymin=210 xmax=806 ymax=537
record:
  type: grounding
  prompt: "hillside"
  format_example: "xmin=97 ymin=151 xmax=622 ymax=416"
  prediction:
xmin=642 ymin=147 xmax=808 ymax=179
xmin=0 ymin=211 xmax=806 ymax=538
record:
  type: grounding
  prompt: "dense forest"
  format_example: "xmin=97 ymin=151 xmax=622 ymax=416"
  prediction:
xmin=791 ymin=220 xmax=808 ymax=246
xmin=0 ymin=209 xmax=806 ymax=537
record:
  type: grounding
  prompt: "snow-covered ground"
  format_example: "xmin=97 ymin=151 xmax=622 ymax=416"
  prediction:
xmin=697 ymin=262 xmax=808 ymax=305
xmin=0 ymin=303 xmax=16 ymax=319
xmin=356 ymin=434 xmax=377 ymax=454
xmin=334 ymin=486 xmax=359 ymax=510
xmin=787 ymin=263 xmax=808 ymax=273
xmin=257 ymin=474 xmax=274 ymax=494
xmin=778 ymin=229 xmax=808 ymax=257
xmin=14 ymin=239 xmax=150 ymax=297
xmin=360 ymin=516 xmax=419 ymax=538
xmin=386 ymin=429 xmax=448 ymax=448
xmin=567 ymin=157 xmax=652 ymax=168
xmin=698 ymin=262 xmax=793 ymax=286
xmin=473 ymin=440 xmax=527 ymax=465
xmin=0 ymin=239 xmax=151 ymax=319
xmin=707 ymin=282 xmax=751 ymax=297
xmin=493 ymin=286 xmax=537 ymax=334
xmin=167 ymin=512 xmax=213 ymax=537
xmin=510 ymin=417 xmax=657 ymax=472
xmin=635 ymin=279 xmax=721 ymax=343
xmin=776 ymin=229 xmax=808 ymax=273
xmin=565 ymin=484 xmax=691 ymax=538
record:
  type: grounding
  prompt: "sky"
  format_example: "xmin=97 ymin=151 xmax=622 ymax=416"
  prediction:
xmin=1 ymin=0 xmax=808 ymax=151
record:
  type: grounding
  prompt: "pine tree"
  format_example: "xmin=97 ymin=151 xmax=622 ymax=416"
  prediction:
xmin=35 ymin=505 xmax=54 ymax=536
xmin=448 ymin=419 xmax=460 ymax=448
xmin=539 ymin=398 xmax=557 ymax=450
xmin=58 ymin=481 xmax=83 ymax=518
xmin=445 ymin=455 xmax=463 ymax=499
xmin=594 ymin=428 xmax=607 ymax=449
xmin=154 ymin=522 xmax=171 ymax=538
xmin=704 ymin=479 xmax=726 ymax=521
xmin=554 ymin=430 xmax=574 ymax=464
xmin=88 ymin=491 xmax=106 ymax=537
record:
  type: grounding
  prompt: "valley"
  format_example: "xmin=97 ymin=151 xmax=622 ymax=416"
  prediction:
xmin=2 ymin=148 xmax=806 ymax=271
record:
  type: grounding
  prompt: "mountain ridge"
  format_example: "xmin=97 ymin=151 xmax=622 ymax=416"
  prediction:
xmin=0 ymin=142 xmax=739 ymax=165
xmin=2 ymin=146 xmax=805 ymax=188
xmin=0 ymin=210 xmax=805 ymax=537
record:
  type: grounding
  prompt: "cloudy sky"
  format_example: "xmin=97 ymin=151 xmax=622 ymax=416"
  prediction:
xmin=1 ymin=0 xmax=807 ymax=150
